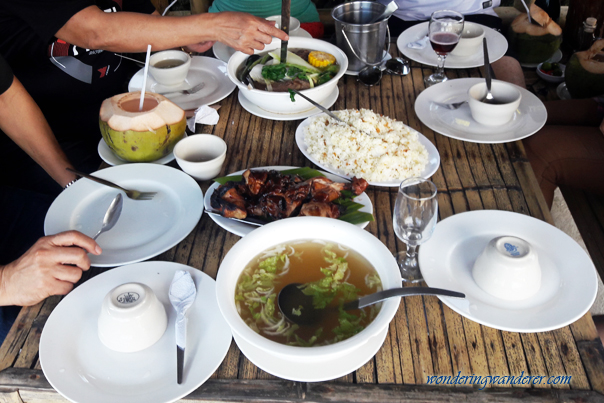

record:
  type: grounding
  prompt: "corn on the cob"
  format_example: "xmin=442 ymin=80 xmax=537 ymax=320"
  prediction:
xmin=308 ymin=51 xmax=336 ymax=68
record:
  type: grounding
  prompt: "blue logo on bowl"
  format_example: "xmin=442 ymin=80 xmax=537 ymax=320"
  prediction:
xmin=504 ymin=243 xmax=520 ymax=256
xmin=117 ymin=292 xmax=140 ymax=304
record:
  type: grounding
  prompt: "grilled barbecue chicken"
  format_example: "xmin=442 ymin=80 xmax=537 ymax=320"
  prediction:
xmin=211 ymin=169 xmax=368 ymax=221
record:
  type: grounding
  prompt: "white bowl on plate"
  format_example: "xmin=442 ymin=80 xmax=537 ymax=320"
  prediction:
xmin=174 ymin=134 xmax=227 ymax=181
xmin=149 ymin=50 xmax=191 ymax=87
xmin=451 ymin=22 xmax=485 ymax=57
xmin=468 ymin=80 xmax=522 ymax=126
xmin=227 ymin=37 xmax=347 ymax=114
xmin=536 ymin=62 xmax=565 ymax=84
xmin=216 ymin=217 xmax=401 ymax=364
xmin=98 ymin=282 xmax=168 ymax=352
xmin=472 ymin=236 xmax=541 ymax=301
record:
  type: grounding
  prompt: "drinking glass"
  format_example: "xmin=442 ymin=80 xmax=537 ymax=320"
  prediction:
xmin=393 ymin=177 xmax=438 ymax=282
xmin=424 ymin=10 xmax=464 ymax=88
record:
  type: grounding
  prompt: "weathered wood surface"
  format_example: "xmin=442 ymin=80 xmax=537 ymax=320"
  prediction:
xmin=1 ymin=48 xmax=603 ymax=402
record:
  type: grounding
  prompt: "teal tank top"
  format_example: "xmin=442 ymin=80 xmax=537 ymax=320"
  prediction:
xmin=209 ymin=0 xmax=320 ymax=23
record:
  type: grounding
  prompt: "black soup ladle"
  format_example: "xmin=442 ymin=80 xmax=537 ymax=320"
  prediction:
xmin=278 ymin=283 xmax=465 ymax=326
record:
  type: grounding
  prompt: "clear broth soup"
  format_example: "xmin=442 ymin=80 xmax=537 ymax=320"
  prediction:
xmin=235 ymin=241 xmax=382 ymax=347
xmin=153 ymin=59 xmax=185 ymax=69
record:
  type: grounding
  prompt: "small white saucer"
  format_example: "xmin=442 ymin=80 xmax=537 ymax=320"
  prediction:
xmin=520 ymin=49 xmax=563 ymax=68
xmin=97 ymin=137 xmax=185 ymax=166
xmin=237 ymin=86 xmax=339 ymax=121
xmin=233 ymin=327 xmax=388 ymax=382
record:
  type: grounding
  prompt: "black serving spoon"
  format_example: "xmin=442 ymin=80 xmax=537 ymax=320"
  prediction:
xmin=278 ymin=283 xmax=465 ymax=326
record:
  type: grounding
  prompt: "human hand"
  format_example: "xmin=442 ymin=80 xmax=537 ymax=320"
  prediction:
xmin=206 ymin=12 xmax=288 ymax=54
xmin=183 ymin=42 xmax=215 ymax=54
xmin=0 ymin=231 xmax=101 ymax=307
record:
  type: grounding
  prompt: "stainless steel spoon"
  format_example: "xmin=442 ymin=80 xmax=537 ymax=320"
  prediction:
xmin=278 ymin=283 xmax=465 ymax=326
xmin=92 ymin=193 xmax=123 ymax=240
xmin=481 ymin=38 xmax=495 ymax=104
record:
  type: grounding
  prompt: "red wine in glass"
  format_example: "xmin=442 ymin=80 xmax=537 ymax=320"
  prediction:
xmin=430 ymin=32 xmax=459 ymax=55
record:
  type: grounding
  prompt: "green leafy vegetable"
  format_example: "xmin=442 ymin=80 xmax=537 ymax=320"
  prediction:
xmin=289 ymin=89 xmax=296 ymax=102
xmin=262 ymin=64 xmax=287 ymax=81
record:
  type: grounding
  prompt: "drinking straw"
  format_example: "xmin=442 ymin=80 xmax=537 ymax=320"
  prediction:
xmin=162 ymin=0 xmax=178 ymax=16
xmin=139 ymin=44 xmax=152 ymax=112
xmin=519 ymin=0 xmax=531 ymax=24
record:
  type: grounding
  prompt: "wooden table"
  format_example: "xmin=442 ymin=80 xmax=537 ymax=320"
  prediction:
xmin=1 ymin=49 xmax=604 ymax=403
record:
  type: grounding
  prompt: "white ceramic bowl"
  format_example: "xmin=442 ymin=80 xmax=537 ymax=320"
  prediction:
xmin=227 ymin=37 xmax=348 ymax=114
xmin=536 ymin=62 xmax=565 ymax=84
xmin=174 ymin=134 xmax=227 ymax=181
xmin=149 ymin=50 xmax=192 ymax=87
xmin=266 ymin=15 xmax=301 ymax=34
xmin=472 ymin=236 xmax=541 ymax=301
xmin=451 ymin=22 xmax=485 ymax=57
xmin=468 ymin=80 xmax=522 ymax=126
xmin=97 ymin=282 xmax=168 ymax=352
xmin=216 ymin=217 xmax=401 ymax=364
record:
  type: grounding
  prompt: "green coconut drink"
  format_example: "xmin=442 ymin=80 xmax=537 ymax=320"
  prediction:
xmin=565 ymin=39 xmax=604 ymax=99
xmin=99 ymin=92 xmax=186 ymax=162
xmin=508 ymin=4 xmax=562 ymax=65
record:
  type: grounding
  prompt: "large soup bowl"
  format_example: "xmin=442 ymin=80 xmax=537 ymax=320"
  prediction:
xmin=227 ymin=37 xmax=348 ymax=114
xmin=216 ymin=217 xmax=401 ymax=365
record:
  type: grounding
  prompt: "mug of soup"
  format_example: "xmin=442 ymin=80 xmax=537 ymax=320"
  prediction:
xmin=149 ymin=50 xmax=191 ymax=87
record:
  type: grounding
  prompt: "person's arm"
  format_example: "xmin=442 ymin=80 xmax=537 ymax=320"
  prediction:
xmin=56 ymin=6 xmax=288 ymax=55
xmin=0 ymin=76 xmax=76 ymax=187
xmin=0 ymin=231 xmax=101 ymax=307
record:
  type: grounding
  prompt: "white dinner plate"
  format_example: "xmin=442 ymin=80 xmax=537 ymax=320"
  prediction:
xmin=128 ymin=56 xmax=236 ymax=110
xmin=397 ymin=22 xmax=507 ymax=68
xmin=295 ymin=113 xmax=441 ymax=187
xmin=520 ymin=49 xmax=563 ymax=68
xmin=44 ymin=164 xmax=203 ymax=267
xmin=414 ymin=78 xmax=547 ymax=143
xmin=212 ymin=28 xmax=312 ymax=63
xmin=40 ymin=261 xmax=232 ymax=403
xmin=97 ymin=134 xmax=188 ymax=166
xmin=233 ymin=326 xmax=387 ymax=382
xmin=418 ymin=210 xmax=598 ymax=333
xmin=204 ymin=165 xmax=373 ymax=237
xmin=238 ymin=86 xmax=339 ymax=121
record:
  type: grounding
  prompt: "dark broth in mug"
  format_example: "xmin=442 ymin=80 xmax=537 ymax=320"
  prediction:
xmin=153 ymin=59 xmax=185 ymax=69
xmin=235 ymin=241 xmax=382 ymax=347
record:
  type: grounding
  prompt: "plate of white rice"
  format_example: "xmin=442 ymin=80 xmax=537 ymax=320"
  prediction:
xmin=296 ymin=109 xmax=440 ymax=187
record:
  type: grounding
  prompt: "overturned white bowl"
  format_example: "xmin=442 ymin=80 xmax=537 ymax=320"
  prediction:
xmin=227 ymin=37 xmax=347 ymax=114
xmin=98 ymin=282 xmax=168 ymax=352
xmin=472 ymin=236 xmax=541 ymax=301
xmin=451 ymin=22 xmax=485 ymax=57
xmin=216 ymin=217 xmax=401 ymax=364
xmin=468 ymin=80 xmax=522 ymax=126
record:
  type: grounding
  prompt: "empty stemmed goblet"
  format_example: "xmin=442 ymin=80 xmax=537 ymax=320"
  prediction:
xmin=393 ymin=177 xmax=438 ymax=283
xmin=424 ymin=10 xmax=464 ymax=88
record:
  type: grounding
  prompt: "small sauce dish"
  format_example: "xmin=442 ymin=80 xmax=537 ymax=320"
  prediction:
xmin=174 ymin=134 xmax=227 ymax=181
xmin=149 ymin=50 xmax=191 ymax=87
xmin=468 ymin=80 xmax=522 ymax=126
xmin=98 ymin=283 xmax=168 ymax=352
xmin=472 ymin=236 xmax=541 ymax=301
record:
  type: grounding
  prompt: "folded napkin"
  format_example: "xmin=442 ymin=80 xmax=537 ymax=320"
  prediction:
xmin=169 ymin=270 xmax=197 ymax=349
xmin=408 ymin=36 xmax=429 ymax=49
xmin=187 ymin=105 xmax=220 ymax=132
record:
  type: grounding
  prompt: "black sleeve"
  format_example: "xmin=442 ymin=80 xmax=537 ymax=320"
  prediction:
xmin=123 ymin=0 xmax=157 ymax=14
xmin=0 ymin=54 xmax=14 ymax=96
xmin=0 ymin=0 xmax=95 ymax=44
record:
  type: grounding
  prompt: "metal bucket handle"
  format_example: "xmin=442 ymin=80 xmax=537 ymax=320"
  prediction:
xmin=341 ymin=24 xmax=391 ymax=66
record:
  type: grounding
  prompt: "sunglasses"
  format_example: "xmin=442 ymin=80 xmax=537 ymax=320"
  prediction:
xmin=357 ymin=58 xmax=411 ymax=87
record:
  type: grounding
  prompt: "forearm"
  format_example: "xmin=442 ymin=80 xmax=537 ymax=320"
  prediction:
xmin=0 ymin=78 xmax=75 ymax=187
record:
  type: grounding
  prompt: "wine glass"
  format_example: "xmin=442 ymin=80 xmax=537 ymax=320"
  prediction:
xmin=424 ymin=10 xmax=464 ymax=88
xmin=393 ymin=177 xmax=438 ymax=283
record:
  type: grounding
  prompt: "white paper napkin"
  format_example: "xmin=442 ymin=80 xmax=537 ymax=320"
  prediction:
xmin=169 ymin=270 xmax=197 ymax=348
xmin=408 ymin=36 xmax=429 ymax=49
xmin=187 ymin=105 xmax=220 ymax=132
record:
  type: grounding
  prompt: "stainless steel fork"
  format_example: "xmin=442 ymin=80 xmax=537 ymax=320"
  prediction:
xmin=66 ymin=168 xmax=157 ymax=201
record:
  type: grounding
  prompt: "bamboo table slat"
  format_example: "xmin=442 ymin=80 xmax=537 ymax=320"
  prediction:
xmin=1 ymin=47 xmax=603 ymax=403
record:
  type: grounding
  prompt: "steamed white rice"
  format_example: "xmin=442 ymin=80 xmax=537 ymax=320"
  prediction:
xmin=303 ymin=109 xmax=429 ymax=182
